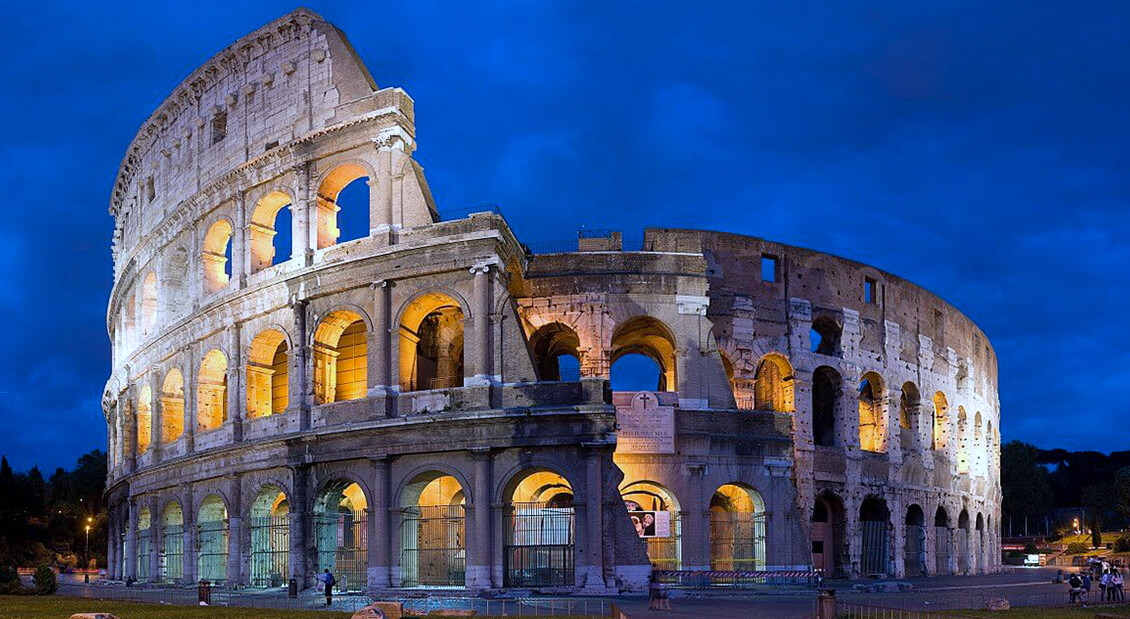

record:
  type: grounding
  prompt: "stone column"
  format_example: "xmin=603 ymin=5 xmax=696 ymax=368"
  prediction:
xmin=183 ymin=346 xmax=196 ymax=453
xmin=150 ymin=368 xmax=162 ymax=464
xmin=373 ymin=143 xmax=395 ymax=230
xmin=292 ymin=300 xmax=311 ymax=431
xmin=149 ymin=495 xmax=161 ymax=582
xmin=369 ymin=280 xmax=394 ymax=404
xmin=845 ymin=495 xmax=861 ymax=579
xmin=468 ymin=448 xmax=492 ymax=588
xmin=292 ymin=164 xmax=315 ymax=267
xmin=124 ymin=499 xmax=138 ymax=580
xmin=183 ymin=484 xmax=196 ymax=583
xmin=580 ymin=446 xmax=606 ymax=590
xmin=233 ymin=193 xmax=247 ymax=287
xmin=680 ymin=463 xmax=710 ymax=571
xmin=288 ymin=466 xmax=308 ymax=586
xmin=890 ymin=495 xmax=904 ymax=578
xmin=227 ymin=324 xmax=244 ymax=443
xmin=467 ymin=263 xmax=493 ymax=386
xmin=368 ymin=458 xmax=390 ymax=588
xmin=106 ymin=506 xmax=117 ymax=579
xmin=226 ymin=476 xmax=242 ymax=586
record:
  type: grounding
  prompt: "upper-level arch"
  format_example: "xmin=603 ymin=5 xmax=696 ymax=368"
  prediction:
xmin=611 ymin=316 xmax=677 ymax=392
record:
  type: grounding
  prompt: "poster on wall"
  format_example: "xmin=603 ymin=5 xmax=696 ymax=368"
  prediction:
xmin=625 ymin=501 xmax=671 ymax=538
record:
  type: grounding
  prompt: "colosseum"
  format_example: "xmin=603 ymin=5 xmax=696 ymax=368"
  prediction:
xmin=102 ymin=9 xmax=1001 ymax=594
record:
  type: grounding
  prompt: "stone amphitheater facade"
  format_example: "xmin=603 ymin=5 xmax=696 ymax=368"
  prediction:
xmin=103 ymin=9 xmax=1001 ymax=593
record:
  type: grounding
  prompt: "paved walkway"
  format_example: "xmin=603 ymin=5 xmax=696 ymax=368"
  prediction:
xmin=53 ymin=568 xmax=1109 ymax=619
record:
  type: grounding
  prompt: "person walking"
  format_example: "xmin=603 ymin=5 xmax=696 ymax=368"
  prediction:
xmin=1114 ymin=569 xmax=1125 ymax=601
xmin=1101 ymin=569 xmax=1110 ymax=601
xmin=647 ymin=575 xmax=659 ymax=610
xmin=321 ymin=568 xmax=335 ymax=607
xmin=1082 ymin=571 xmax=1092 ymax=604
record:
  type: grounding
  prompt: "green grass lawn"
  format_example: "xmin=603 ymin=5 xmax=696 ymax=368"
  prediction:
xmin=0 ymin=595 xmax=593 ymax=619
xmin=0 ymin=596 xmax=356 ymax=619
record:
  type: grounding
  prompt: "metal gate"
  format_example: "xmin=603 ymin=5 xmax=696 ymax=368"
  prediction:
xmin=504 ymin=501 xmax=575 ymax=587
xmin=400 ymin=505 xmax=466 ymax=587
xmin=648 ymin=513 xmax=682 ymax=570
xmin=958 ymin=528 xmax=970 ymax=573
xmin=709 ymin=512 xmax=767 ymax=570
xmin=934 ymin=526 xmax=949 ymax=575
xmin=860 ymin=520 xmax=888 ymax=575
xmin=161 ymin=524 xmax=184 ymax=582
xmin=197 ymin=519 xmax=229 ymax=584
xmin=313 ymin=510 xmax=367 ymax=592
xmin=136 ymin=528 xmax=151 ymax=581
xmin=249 ymin=515 xmax=290 ymax=587
xmin=905 ymin=525 xmax=925 ymax=576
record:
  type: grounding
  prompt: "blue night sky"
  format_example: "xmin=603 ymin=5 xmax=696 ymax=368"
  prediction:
xmin=0 ymin=2 xmax=1126 ymax=471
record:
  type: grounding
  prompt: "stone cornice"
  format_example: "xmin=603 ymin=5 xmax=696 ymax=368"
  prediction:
xmin=109 ymin=8 xmax=321 ymax=217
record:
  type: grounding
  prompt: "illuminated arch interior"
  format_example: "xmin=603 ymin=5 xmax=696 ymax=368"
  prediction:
xmin=313 ymin=311 xmax=367 ymax=403
xmin=247 ymin=329 xmax=289 ymax=418
xmin=160 ymin=369 xmax=184 ymax=444
xmin=196 ymin=349 xmax=228 ymax=432
xmin=399 ymin=293 xmax=464 ymax=392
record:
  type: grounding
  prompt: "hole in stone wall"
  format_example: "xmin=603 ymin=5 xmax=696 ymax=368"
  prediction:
xmin=611 ymin=354 xmax=662 ymax=392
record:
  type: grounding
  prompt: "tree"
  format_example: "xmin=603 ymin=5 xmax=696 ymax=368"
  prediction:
xmin=1114 ymin=467 xmax=1130 ymax=523
xmin=1081 ymin=483 xmax=1111 ymax=548
xmin=1001 ymin=441 xmax=1053 ymax=530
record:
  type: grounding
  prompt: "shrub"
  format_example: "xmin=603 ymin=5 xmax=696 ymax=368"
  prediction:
xmin=1115 ymin=536 xmax=1130 ymax=553
xmin=32 ymin=566 xmax=55 ymax=595
xmin=1023 ymin=543 xmax=1038 ymax=554
xmin=1066 ymin=542 xmax=1089 ymax=555
xmin=0 ymin=566 xmax=16 ymax=585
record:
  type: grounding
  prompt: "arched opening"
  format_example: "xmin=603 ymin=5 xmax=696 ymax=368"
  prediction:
xmin=904 ymin=505 xmax=926 ymax=577
xmin=314 ymin=311 xmax=368 ymax=403
xmin=399 ymin=294 xmax=464 ymax=392
xmin=934 ymin=507 xmax=950 ymax=575
xmin=503 ymin=469 xmax=575 ymax=588
xmin=202 ymin=220 xmax=233 ymax=293
xmin=400 ymin=473 xmax=466 ymax=587
xmin=528 ymin=323 xmax=582 ymax=382
xmin=932 ymin=392 xmax=949 ymax=451
xmin=141 ymin=272 xmax=158 ymax=335
xmin=900 ymin=382 xmax=921 ymax=452
xmin=160 ymin=369 xmax=184 ymax=444
xmin=313 ymin=481 xmax=368 ymax=592
xmin=197 ymin=495 xmax=229 ymax=584
xmin=860 ymin=497 xmax=890 ymax=576
xmin=316 ymin=164 xmax=370 ymax=249
xmin=958 ymin=509 xmax=971 ymax=574
xmin=709 ymin=483 xmax=767 ymax=570
xmin=196 ymin=350 xmax=228 ymax=432
xmin=811 ymin=493 xmax=846 ymax=578
xmin=974 ymin=411 xmax=984 ymax=472
xmin=249 ymin=485 xmax=289 ymax=588
xmin=975 ymin=513 xmax=985 ymax=573
xmin=754 ymin=353 xmax=795 ymax=412
xmin=122 ymin=290 xmax=137 ymax=350
xmin=247 ymin=330 xmax=289 ymax=418
xmin=858 ymin=372 xmax=886 ymax=453
xmin=812 ymin=366 xmax=841 ymax=447
xmin=137 ymin=385 xmax=152 ymax=455
xmin=810 ymin=317 xmax=842 ymax=356
xmin=620 ymin=480 xmax=682 ymax=570
xmin=160 ymin=501 xmax=184 ymax=583
xmin=137 ymin=505 xmax=152 ymax=582
xmin=249 ymin=191 xmax=293 ymax=272
xmin=610 ymin=317 xmax=677 ymax=392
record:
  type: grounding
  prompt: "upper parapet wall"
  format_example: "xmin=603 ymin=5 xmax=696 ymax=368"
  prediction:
xmin=108 ymin=8 xmax=393 ymax=260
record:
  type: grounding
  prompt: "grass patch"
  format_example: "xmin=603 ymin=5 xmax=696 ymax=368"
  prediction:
xmin=945 ymin=604 xmax=1130 ymax=618
xmin=0 ymin=596 xmax=355 ymax=619
xmin=0 ymin=595 xmax=594 ymax=619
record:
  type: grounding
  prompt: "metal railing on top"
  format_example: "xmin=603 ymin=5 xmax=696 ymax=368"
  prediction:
xmin=437 ymin=204 xmax=503 ymax=221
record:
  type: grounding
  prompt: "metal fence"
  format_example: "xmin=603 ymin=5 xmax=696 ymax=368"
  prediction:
xmin=136 ymin=528 xmax=151 ymax=582
xmin=505 ymin=501 xmax=575 ymax=587
xmin=834 ymin=600 xmax=982 ymax=619
xmin=313 ymin=510 xmax=367 ymax=592
xmin=249 ymin=515 xmax=290 ymax=588
xmin=196 ymin=519 xmax=229 ymax=585
xmin=400 ymin=505 xmax=466 ymax=587
xmin=437 ymin=205 xmax=503 ymax=221
xmin=860 ymin=520 xmax=888 ymax=575
xmin=160 ymin=524 xmax=183 ymax=583
xmin=655 ymin=569 xmax=819 ymax=589
xmin=647 ymin=513 xmax=681 ymax=570
xmin=905 ymin=525 xmax=926 ymax=577
xmin=709 ymin=511 xmax=767 ymax=571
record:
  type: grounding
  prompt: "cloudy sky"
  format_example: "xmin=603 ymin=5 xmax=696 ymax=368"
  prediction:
xmin=0 ymin=1 xmax=1126 ymax=470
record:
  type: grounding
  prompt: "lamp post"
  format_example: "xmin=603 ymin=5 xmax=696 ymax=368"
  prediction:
xmin=84 ymin=517 xmax=92 ymax=584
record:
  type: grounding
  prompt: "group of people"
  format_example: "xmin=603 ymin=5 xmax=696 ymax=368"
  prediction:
xmin=1068 ymin=565 xmax=1125 ymax=605
xmin=647 ymin=574 xmax=672 ymax=610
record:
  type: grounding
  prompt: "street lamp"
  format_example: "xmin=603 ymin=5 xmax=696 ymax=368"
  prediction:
xmin=84 ymin=517 xmax=92 ymax=584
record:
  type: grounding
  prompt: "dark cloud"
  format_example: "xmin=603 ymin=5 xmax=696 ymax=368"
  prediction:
xmin=0 ymin=0 xmax=1125 ymax=469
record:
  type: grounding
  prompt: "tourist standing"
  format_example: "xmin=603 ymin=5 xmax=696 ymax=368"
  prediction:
xmin=1069 ymin=572 xmax=1084 ymax=605
xmin=1101 ymin=569 xmax=1110 ymax=601
xmin=321 ymin=568 xmax=335 ymax=607
xmin=1114 ymin=570 xmax=1125 ymax=601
